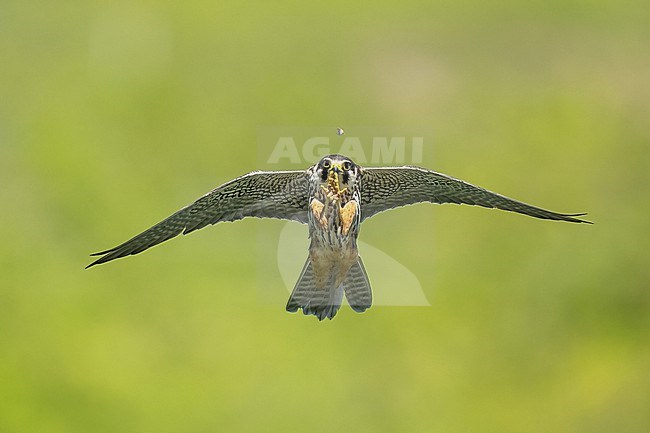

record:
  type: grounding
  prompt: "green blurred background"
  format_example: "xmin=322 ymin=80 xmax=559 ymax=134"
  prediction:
xmin=1 ymin=1 xmax=648 ymax=432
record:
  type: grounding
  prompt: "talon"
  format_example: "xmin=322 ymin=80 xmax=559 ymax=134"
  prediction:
xmin=310 ymin=199 xmax=328 ymax=227
xmin=340 ymin=200 xmax=358 ymax=235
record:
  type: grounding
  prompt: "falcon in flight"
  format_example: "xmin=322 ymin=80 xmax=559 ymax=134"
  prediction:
xmin=87 ymin=154 xmax=591 ymax=320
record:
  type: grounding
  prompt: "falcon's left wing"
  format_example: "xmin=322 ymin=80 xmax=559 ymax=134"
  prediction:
xmin=359 ymin=166 xmax=591 ymax=223
xmin=87 ymin=170 xmax=309 ymax=268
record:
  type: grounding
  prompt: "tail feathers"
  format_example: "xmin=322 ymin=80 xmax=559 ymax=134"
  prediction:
xmin=286 ymin=256 xmax=372 ymax=321
xmin=343 ymin=257 xmax=372 ymax=313
xmin=286 ymin=258 xmax=343 ymax=320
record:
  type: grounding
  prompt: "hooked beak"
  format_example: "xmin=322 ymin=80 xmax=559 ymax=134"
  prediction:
xmin=327 ymin=162 xmax=345 ymax=192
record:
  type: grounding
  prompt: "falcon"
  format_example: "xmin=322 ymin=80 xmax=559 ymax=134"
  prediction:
xmin=87 ymin=154 xmax=591 ymax=320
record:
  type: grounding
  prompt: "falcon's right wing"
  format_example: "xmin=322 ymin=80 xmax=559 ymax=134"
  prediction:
xmin=87 ymin=170 xmax=309 ymax=268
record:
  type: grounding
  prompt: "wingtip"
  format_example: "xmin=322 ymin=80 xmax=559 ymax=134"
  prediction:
xmin=86 ymin=246 xmax=119 ymax=268
xmin=85 ymin=253 xmax=111 ymax=269
xmin=569 ymin=213 xmax=593 ymax=224
xmin=85 ymin=258 xmax=101 ymax=269
xmin=89 ymin=249 xmax=111 ymax=256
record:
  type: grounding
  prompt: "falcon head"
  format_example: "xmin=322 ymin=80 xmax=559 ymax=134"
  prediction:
xmin=313 ymin=154 xmax=361 ymax=194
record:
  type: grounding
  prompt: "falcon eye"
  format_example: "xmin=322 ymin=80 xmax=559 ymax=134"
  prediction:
xmin=322 ymin=160 xmax=331 ymax=169
xmin=342 ymin=161 xmax=352 ymax=171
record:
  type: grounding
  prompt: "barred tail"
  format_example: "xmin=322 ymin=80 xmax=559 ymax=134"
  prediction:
xmin=286 ymin=257 xmax=344 ymax=321
xmin=343 ymin=257 xmax=372 ymax=313
xmin=285 ymin=256 xmax=372 ymax=320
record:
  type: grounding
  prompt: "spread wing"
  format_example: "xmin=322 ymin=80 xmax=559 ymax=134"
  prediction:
xmin=87 ymin=170 xmax=309 ymax=268
xmin=360 ymin=166 xmax=591 ymax=223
